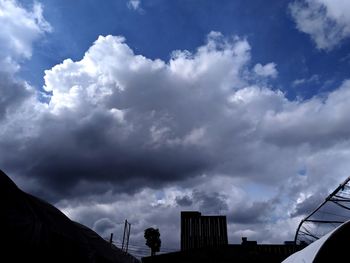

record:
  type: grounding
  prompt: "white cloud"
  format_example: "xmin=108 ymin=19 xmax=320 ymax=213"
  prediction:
xmin=127 ymin=0 xmax=141 ymax=11
xmin=261 ymin=80 xmax=350 ymax=148
xmin=3 ymin=33 xmax=262 ymax=194
xmin=0 ymin=0 xmax=51 ymax=72
xmin=3 ymin=30 xmax=350 ymax=247
xmin=253 ymin=62 xmax=278 ymax=78
xmin=292 ymin=74 xmax=319 ymax=87
xmin=289 ymin=0 xmax=350 ymax=50
xmin=0 ymin=0 xmax=50 ymax=130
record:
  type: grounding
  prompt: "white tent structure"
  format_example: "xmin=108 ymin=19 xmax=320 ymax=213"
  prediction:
xmin=283 ymin=220 xmax=350 ymax=263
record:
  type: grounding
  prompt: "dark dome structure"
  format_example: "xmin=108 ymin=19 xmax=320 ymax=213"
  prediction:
xmin=0 ymin=169 xmax=139 ymax=263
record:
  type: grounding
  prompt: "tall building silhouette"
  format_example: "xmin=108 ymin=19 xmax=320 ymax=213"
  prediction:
xmin=181 ymin=211 xmax=228 ymax=251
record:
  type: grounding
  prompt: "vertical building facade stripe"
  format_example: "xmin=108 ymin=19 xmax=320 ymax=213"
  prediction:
xmin=181 ymin=211 xmax=228 ymax=251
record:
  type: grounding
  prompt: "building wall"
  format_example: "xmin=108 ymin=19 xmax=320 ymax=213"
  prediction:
xmin=142 ymin=244 xmax=302 ymax=263
xmin=181 ymin=211 xmax=228 ymax=251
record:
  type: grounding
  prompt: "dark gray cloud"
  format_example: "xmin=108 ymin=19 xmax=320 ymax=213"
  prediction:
xmin=230 ymin=201 xmax=273 ymax=225
xmin=192 ymin=190 xmax=229 ymax=214
xmin=0 ymin=73 xmax=32 ymax=119
xmin=175 ymin=195 xmax=192 ymax=207
xmin=93 ymin=218 xmax=117 ymax=236
xmin=291 ymin=191 xmax=325 ymax=217
xmin=2 ymin=110 xmax=212 ymax=201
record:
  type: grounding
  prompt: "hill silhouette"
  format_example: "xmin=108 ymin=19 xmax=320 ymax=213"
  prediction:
xmin=0 ymin=169 xmax=139 ymax=263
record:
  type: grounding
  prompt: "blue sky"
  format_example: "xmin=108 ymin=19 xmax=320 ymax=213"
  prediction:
xmin=2 ymin=0 xmax=350 ymax=256
xmin=19 ymin=0 xmax=350 ymax=99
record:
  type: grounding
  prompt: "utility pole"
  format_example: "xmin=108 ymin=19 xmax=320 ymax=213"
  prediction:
xmin=109 ymin=233 xmax=114 ymax=245
xmin=121 ymin=219 xmax=131 ymax=253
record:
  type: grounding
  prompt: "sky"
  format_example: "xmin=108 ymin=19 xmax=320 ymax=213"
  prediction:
xmin=1 ymin=0 xmax=350 ymax=257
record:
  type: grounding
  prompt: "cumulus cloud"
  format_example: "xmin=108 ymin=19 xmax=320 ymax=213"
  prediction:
xmin=253 ymin=63 xmax=278 ymax=78
xmin=289 ymin=0 xmax=350 ymax=50
xmin=0 ymin=73 xmax=33 ymax=119
xmin=0 ymin=0 xmax=50 ymax=130
xmin=0 ymin=0 xmax=51 ymax=72
xmin=261 ymin=80 xmax=350 ymax=148
xmin=0 ymin=0 xmax=50 ymax=126
xmin=3 ymin=32 xmax=259 ymax=199
xmin=3 ymin=20 xmax=350 ymax=247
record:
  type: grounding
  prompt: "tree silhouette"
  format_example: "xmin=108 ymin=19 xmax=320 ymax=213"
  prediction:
xmin=144 ymin=227 xmax=161 ymax=256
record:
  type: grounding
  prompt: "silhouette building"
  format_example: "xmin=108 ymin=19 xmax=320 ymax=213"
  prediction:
xmin=181 ymin=211 xmax=228 ymax=251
